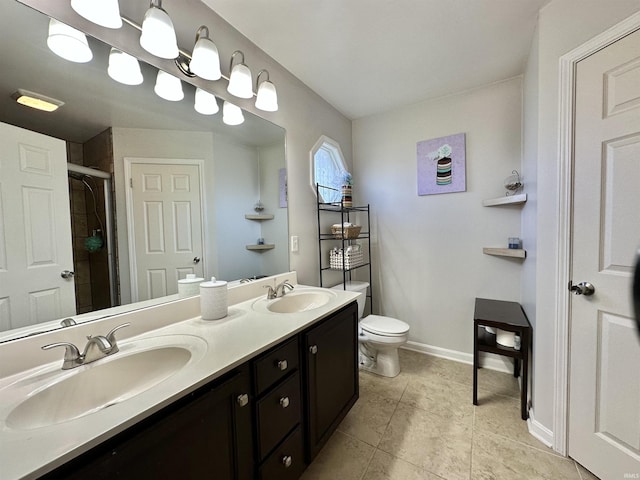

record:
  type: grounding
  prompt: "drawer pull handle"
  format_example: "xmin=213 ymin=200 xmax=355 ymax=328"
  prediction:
xmin=277 ymin=359 xmax=288 ymax=371
xmin=282 ymin=455 xmax=292 ymax=468
xmin=236 ymin=393 xmax=249 ymax=407
xmin=309 ymin=345 xmax=318 ymax=355
xmin=280 ymin=396 xmax=290 ymax=408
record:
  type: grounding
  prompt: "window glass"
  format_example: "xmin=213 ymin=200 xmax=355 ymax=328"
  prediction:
xmin=311 ymin=136 xmax=347 ymax=203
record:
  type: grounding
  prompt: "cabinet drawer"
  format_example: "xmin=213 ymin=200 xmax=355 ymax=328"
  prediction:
xmin=254 ymin=337 xmax=299 ymax=395
xmin=256 ymin=371 xmax=302 ymax=460
xmin=259 ymin=426 xmax=305 ymax=480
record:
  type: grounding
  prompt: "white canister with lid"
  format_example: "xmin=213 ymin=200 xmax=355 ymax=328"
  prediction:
xmin=200 ymin=277 xmax=228 ymax=320
xmin=178 ymin=273 xmax=204 ymax=298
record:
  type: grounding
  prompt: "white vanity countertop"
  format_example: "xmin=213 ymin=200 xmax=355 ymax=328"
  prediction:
xmin=0 ymin=284 xmax=360 ymax=480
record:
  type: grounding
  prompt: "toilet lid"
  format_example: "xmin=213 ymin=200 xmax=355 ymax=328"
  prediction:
xmin=360 ymin=315 xmax=409 ymax=336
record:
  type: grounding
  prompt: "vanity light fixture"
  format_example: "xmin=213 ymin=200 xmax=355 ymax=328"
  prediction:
xmin=188 ymin=26 xmax=221 ymax=81
xmin=11 ymin=89 xmax=65 ymax=112
xmin=194 ymin=88 xmax=219 ymax=115
xmin=71 ymin=0 xmax=122 ymax=29
xmin=227 ymin=51 xmax=253 ymax=99
xmin=107 ymin=48 xmax=143 ymax=85
xmin=140 ymin=0 xmax=179 ymax=59
xmin=154 ymin=70 xmax=184 ymax=101
xmin=47 ymin=18 xmax=93 ymax=63
xmin=255 ymin=69 xmax=278 ymax=112
xmin=222 ymin=100 xmax=244 ymax=125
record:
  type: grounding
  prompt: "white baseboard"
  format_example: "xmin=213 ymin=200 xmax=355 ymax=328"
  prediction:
xmin=527 ymin=409 xmax=554 ymax=448
xmin=402 ymin=340 xmax=514 ymax=374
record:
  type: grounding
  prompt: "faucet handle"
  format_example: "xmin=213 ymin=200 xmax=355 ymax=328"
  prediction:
xmin=42 ymin=342 xmax=81 ymax=370
xmin=104 ymin=323 xmax=130 ymax=354
xmin=264 ymin=285 xmax=277 ymax=299
xmin=105 ymin=322 xmax=130 ymax=347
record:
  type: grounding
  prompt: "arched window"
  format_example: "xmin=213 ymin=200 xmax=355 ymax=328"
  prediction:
xmin=310 ymin=135 xmax=347 ymax=203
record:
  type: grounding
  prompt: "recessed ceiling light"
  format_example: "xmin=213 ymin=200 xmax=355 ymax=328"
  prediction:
xmin=11 ymin=89 xmax=65 ymax=112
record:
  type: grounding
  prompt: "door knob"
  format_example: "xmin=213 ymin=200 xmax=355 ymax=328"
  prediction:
xmin=61 ymin=270 xmax=75 ymax=279
xmin=569 ymin=281 xmax=595 ymax=296
xmin=193 ymin=256 xmax=201 ymax=264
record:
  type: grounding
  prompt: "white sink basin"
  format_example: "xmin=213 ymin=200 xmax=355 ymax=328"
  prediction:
xmin=4 ymin=335 xmax=206 ymax=430
xmin=253 ymin=289 xmax=337 ymax=314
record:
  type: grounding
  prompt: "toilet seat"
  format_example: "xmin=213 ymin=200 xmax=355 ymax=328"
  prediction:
xmin=360 ymin=315 xmax=409 ymax=337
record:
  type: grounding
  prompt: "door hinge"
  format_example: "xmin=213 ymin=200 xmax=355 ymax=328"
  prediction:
xmin=129 ymin=178 xmax=133 ymax=188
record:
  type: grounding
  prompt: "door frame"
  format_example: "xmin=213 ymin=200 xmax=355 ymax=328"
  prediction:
xmin=124 ymin=157 xmax=207 ymax=302
xmin=554 ymin=11 xmax=640 ymax=456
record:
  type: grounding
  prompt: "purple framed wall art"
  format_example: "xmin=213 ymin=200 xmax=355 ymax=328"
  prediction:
xmin=417 ymin=132 xmax=466 ymax=195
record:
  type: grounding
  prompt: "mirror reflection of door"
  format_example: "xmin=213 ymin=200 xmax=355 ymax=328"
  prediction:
xmin=126 ymin=160 xmax=205 ymax=302
xmin=0 ymin=122 xmax=76 ymax=329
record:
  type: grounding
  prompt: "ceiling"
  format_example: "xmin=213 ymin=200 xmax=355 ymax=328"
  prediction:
xmin=202 ymin=0 xmax=550 ymax=120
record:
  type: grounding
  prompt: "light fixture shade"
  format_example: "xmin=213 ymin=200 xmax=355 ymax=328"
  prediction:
xmin=47 ymin=18 xmax=93 ymax=63
xmin=71 ymin=0 xmax=122 ymax=29
xmin=194 ymin=88 xmax=219 ymax=115
xmin=227 ymin=64 xmax=253 ymax=99
xmin=12 ymin=89 xmax=64 ymax=112
xmin=222 ymin=101 xmax=244 ymax=125
xmin=140 ymin=2 xmax=179 ymax=59
xmin=108 ymin=48 xmax=143 ymax=85
xmin=189 ymin=27 xmax=221 ymax=81
xmin=255 ymin=80 xmax=278 ymax=112
xmin=154 ymin=70 xmax=183 ymax=101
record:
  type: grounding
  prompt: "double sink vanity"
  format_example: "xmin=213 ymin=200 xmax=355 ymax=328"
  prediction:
xmin=0 ymin=273 xmax=360 ymax=480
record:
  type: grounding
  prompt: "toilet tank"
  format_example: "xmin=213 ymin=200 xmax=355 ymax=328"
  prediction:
xmin=331 ymin=281 xmax=369 ymax=319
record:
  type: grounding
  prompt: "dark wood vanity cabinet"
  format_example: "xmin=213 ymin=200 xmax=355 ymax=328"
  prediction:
xmin=40 ymin=301 xmax=358 ymax=480
xmin=304 ymin=302 xmax=359 ymax=461
xmin=42 ymin=365 xmax=254 ymax=480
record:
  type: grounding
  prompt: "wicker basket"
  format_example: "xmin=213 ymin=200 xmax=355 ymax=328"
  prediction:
xmin=331 ymin=224 xmax=362 ymax=239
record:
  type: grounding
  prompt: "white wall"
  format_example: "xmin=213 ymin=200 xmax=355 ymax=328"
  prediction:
xmin=258 ymin=141 xmax=289 ymax=276
xmin=353 ymin=77 xmax=523 ymax=354
xmin=523 ymin=0 xmax=640 ymax=435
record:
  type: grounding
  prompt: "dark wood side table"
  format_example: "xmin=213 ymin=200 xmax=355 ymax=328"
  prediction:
xmin=473 ymin=297 xmax=531 ymax=420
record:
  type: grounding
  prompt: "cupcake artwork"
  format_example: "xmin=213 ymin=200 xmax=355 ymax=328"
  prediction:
xmin=417 ymin=132 xmax=466 ymax=195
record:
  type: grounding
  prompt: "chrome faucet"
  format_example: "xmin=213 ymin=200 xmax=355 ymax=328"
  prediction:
xmin=42 ymin=323 xmax=130 ymax=370
xmin=264 ymin=281 xmax=294 ymax=300
xmin=275 ymin=280 xmax=294 ymax=297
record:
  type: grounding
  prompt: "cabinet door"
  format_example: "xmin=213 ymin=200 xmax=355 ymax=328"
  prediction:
xmin=304 ymin=302 xmax=358 ymax=460
xmin=45 ymin=367 xmax=254 ymax=480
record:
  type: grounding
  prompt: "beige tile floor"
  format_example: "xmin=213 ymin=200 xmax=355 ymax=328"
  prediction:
xmin=301 ymin=349 xmax=600 ymax=480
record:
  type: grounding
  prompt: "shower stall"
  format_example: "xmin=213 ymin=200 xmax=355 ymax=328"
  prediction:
xmin=67 ymin=163 xmax=117 ymax=313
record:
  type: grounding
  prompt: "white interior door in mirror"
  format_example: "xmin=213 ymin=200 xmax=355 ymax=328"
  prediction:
xmin=0 ymin=122 xmax=75 ymax=329
xmin=127 ymin=160 xmax=205 ymax=302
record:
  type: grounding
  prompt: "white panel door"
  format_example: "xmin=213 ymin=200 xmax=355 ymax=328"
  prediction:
xmin=569 ymin=29 xmax=640 ymax=479
xmin=0 ymin=122 xmax=75 ymax=330
xmin=129 ymin=162 xmax=204 ymax=301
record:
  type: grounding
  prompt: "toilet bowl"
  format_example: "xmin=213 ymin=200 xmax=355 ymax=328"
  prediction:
xmin=332 ymin=281 xmax=410 ymax=377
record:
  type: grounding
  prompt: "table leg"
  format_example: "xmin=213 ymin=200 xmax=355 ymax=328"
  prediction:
xmin=473 ymin=323 xmax=479 ymax=405
xmin=521 ymin=329 xmax=529 ymax=420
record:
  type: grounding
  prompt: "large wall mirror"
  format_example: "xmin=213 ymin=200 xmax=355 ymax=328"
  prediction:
xmin=0 ymin=0 xmax=288 ymax=340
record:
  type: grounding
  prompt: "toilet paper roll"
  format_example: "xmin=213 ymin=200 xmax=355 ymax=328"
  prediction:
xmin=178 ymin=274 xmax=204 ymax=298
xmin=496 ymin=329 xmax=515 ymax=348
xmin=200 ymin=277 xmax=228 ymax=320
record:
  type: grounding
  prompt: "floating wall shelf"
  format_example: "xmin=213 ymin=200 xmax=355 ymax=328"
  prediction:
xmin=483 ymin=248 xmax=526 ymax=259
xmin=482 ymin=194 xmax=527 ymax=207
xmin=246 ymin=244 xmax=275 ymax=251
xmin=245 ymin=214 xmax=274 ymax=220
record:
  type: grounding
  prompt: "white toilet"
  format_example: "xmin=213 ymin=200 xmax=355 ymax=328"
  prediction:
xmin=332 ymin=281 xmax=410 ymax=377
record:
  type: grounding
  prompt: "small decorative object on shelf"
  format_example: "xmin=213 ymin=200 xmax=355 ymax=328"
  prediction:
xmin=508 ymin=237 xmax=522 ymax=249
xmin=254 ymin=200 xmax=264 ymax=212
xmin=341 ymin=172 xmax=353 ymax=207
xmin=504 ymin=170 xmax=523 ymax=196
